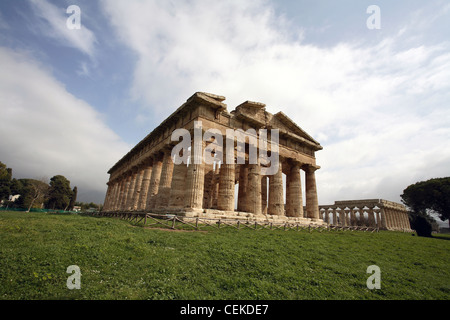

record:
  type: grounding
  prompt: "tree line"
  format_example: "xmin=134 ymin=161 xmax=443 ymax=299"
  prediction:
xmin=401 ymin=177 xmax=450 ymax=237
xmin=0 ymin=161 xmax=97 ymax=212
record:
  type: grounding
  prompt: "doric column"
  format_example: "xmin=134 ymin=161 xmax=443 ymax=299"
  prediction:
xmin=380 ymin=207 xmax=388 ymax=229
xmin=185 ymin=139 xmax=206 ymax=211
xmin=261 ymin=175 xmax=268 ymax=215
xmin=237 ymin=164 xmax=248 ymax=212
xmin=126 ymin=168 xmax=138 ymax=210
xmin=333 ymin=209 xmax=338 ymax=225
xmin=146 ymin=153 xmax=163 ymax=210
xmin=342 ymin=208 xmax=349 ymax=226
xmin=120 ymin=173 xmax=132 ymax=211
xmin=112 ymin=179 xmax=122 ymax=211
xmin=217 ymin=148 xmax=235 ymax=212
xmin=392 ymin=209 xmax=399 ymax=229
xmin=112 ymin=181 xmax=121 ymax=211
xmin=155 ymin=148 xmax=175 ymax=209
xmin=286 ymin=161 xmax=303 ymax=217
xmin=202 ymin=162 xmax=215 ymax=209
xmin=350 ymin=207 xmax=357 ymax=226
xmin=404 ymin=212 xmax=411 ymax=230
xmin=168 ymin=157 xmax=188 ymax=209
xmin=103 ymin=182 xmax=112 ymax=211
xmin=324 ymin=210 xmax=330 ymax=223
xmin=305 ymin=165 xmax=320 ymax=220
xmin=211 ymin=163 xmax=220 ymax=209
xmin=368 ymin=207 xmax=376 ymax=227
xmin=130 ymin=166 xmax=145 ymax=210
xmin=376 ymin=210 xmax=381 ymax=228
xmin=105 ymin=181 xmax=115 ymax=211
xmin=247 ymin=159 xmax=262 ymax=215
xmin=268 ymin=160 xmax=284 ymax=216
xmin=136 ymin=160 xmax=153 ymax=211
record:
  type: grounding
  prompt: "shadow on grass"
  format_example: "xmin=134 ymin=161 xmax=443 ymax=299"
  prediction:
xmin=432 ymin=234 xmax=450 ymax=241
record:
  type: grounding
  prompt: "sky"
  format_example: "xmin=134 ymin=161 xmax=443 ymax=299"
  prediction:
xmin=0 ymin=1 xmax=449 ymax=222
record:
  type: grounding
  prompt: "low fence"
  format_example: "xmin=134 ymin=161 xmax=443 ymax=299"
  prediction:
xmin=98 ymin=211 xmax=380 ymax=233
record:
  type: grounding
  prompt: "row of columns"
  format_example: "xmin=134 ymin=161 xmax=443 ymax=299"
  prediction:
xmin=319 ymin=205 xmax=411 ymax=230
xmin=103 ymin=141 xmax=321 ymax=220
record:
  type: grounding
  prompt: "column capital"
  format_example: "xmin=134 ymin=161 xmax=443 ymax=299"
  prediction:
xmin=302 ymin=164 xmax=320 ymax=172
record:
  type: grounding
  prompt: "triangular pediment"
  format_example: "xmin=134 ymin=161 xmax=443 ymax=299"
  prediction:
xmin=272 ymin=111 xmax=321 ymax=147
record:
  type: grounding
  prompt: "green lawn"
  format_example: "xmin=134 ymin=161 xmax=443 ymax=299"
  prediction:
xmin=0 ymin=211 xmax=449 ymax=300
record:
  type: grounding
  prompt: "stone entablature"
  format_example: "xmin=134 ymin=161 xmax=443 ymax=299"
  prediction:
xmin=319 ymin=199 xmax=412 ymax=232
xmin=102 ymin=92 xmax=324 ymax=225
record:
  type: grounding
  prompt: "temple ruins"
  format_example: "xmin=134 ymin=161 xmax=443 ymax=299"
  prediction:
xmin=102 ymin=92 xmax=412 ymax=231
xmin=102 ymin=92 xmax=325 ymax=226
xmin=320 ymin=199 xmax=412 ymax=231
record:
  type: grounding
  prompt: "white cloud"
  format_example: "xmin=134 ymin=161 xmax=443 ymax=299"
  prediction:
xmin=29 ymin=0 xmax=97 ymax=58
xmin=0 ymin=47 xmax=130 ymax=202
xmin=100 ymin=0 xmax=450 ymax=205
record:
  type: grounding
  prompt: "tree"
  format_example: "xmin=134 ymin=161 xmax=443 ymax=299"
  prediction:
xmin=68 ymin=186 xmax=77 ymax=211
xmin=14 ymin=179 xmax=49 ymax=211
xmin=401 ymin=177 xmax=450 ymax=231
xmin=46 ymin=175 xmax=73 ymax=210
xmin=0 ymin=161 xmax=12 ymax=202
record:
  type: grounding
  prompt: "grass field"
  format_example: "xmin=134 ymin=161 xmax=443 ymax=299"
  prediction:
xmin=0 ymin=211 xmax=449 ymax=300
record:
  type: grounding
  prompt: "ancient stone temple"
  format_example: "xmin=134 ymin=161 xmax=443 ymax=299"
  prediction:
xmin=102 ymin=92 xmax=325 ymax=225
xmin=319 ymin=199 xmax=413 ymax=231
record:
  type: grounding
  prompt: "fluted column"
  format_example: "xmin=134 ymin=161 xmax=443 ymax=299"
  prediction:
xmin=268 ymin=160 xmax=284 ymax=216
xmin=376 ymin=209 xmax=382 ymax=228
xmin=261 ymin=175 xmax=268 ymax=215
xmin=120 ymin=173 xmax=132 ymax=211
xmin=130 ymin=166 xmax=144 ymax=210
xmin=146 ymin=153 xmax=163 ymax=210
xmin=333 ymin=209 xmax=339 ymax=225
xmin=168 ymin=157 xmax=188 ymax=209
xmin=286 ymin=161 xmax=303 ymax=217
xmin=350 ymin=207 xmax=357 ymax=226
xmin=155 ymin=148 xmax=175 ymax=209
xmin=342 ymin=208 xmax=349 ymax=226
xmin=217 ymin=148 xmax=235 ymax=212
xmin=125 ymin=168 xmax=138 ymax=210
xmin=112 ymin=179 xmax=122 ymax=211
xmin=211 ymin=163 xmax=220 ymax=209
xmin=305 ymin=165 xmax=320 ymax=220
xmin=237 ymin=164 xmax=248 ymax=212
xmin=368 ymin=207 xmax=376 ymax=227
xmin=137 ymin=160 xmax=152 ymax=211
xmin=103 ymin=182 xmax=112 ymax=211
xmin=185 ymin=140 xmax=206 ymax=211
xmin=203 ymin=162 xmax=215 ymax=209
xmin=112 ymin=181 xmax=121 ymax=211
xmin=380 ymin=208 xmax=388 ymax=229
xmin=247 ymin=159 xmax=262 ymax=215
xmin=105 ymin=181 xmax=115 ymax=211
